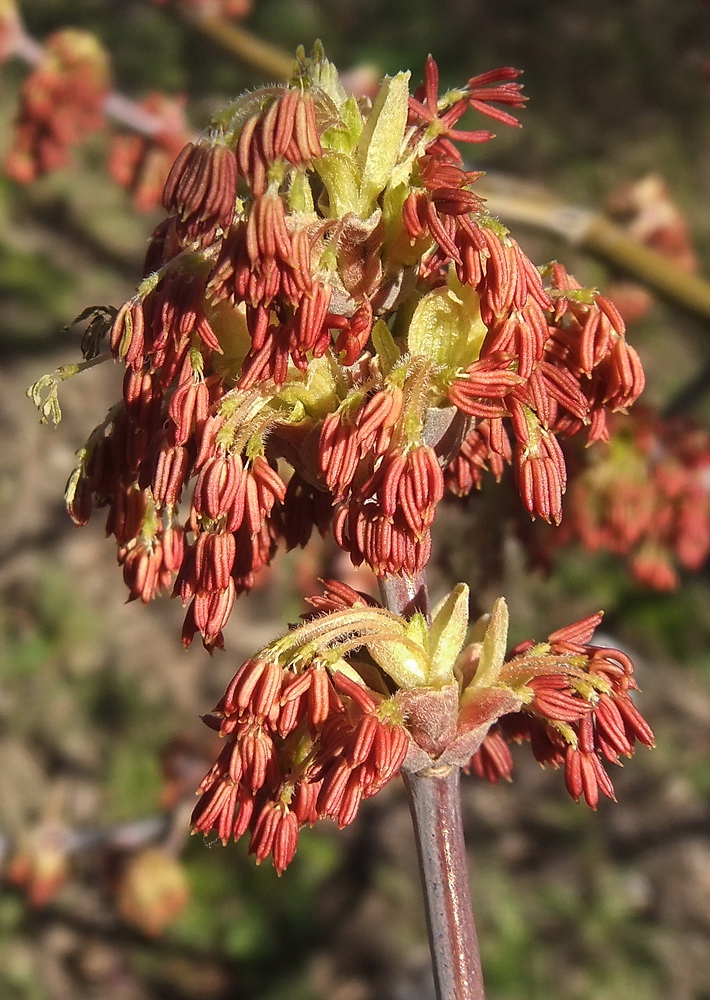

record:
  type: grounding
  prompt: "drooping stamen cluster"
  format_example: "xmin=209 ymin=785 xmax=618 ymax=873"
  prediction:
xmin=446 ymin=262 xmax=645 ymax=522
xmin=554 ymin=408 xmax=710 ymax=590
xmin=192 ymin=589 xmax=411 ymax=873
xmin=325 ymin=376 xmax=447 ymax=577
xmin=5 ymin=29 xmax=110 ymax=183
xmin=39 ymin=45 xmax=646 ymax=649
xmin=467 ymin=612 xmax=654 ymax=809
xmin=65 ymin=329 xmax=289 ymax=650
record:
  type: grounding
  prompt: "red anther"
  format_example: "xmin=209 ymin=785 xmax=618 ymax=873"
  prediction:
xmin=276 ymin=695 xmax=303 ymax=738
xmin=330 ymin=671 xmax=377 ymax=712
xmin=251 ymin=661 xmax=283 ymax=719
xmin=110 ymin=300 xmax=145 ymax=364
xmin=615 ymin=695 xmax=655 ymax=748
xmin=316 ymin=759 xmax=352 ymax=819
xmin=594 ymin=693 xmax=634 ymax=758
xmin=231 ymin=658 xmax=270 ymax=713
xmin=236 ymin=112 xmax=259 ymax=179
xmin=527 ymin=675 xmax=592 ymax=723
xmin=345 ymin=713 xmax=379 ymax=767
xmin=240 ymin=726 xmax=275 ymax=793
xmin=291 ymin=779 xmax=320 ymax=826
xmin=425 ymin=201 xmax=462 ymax=263
xmin=151 ymin=441 xmax=190 ymax=508
xmin=193 ymin=452 xmax=243 ymax=520
xmin=191 ymin=779 xmax=237 ymax=842
xmin=194 ymin=530 xmax=236 ymax=592
xmin=402 ymin=190 xmax=429 ymax=241
xmin=272 ymin=808 xmax=299 ymax=875
xmin=307 ymin=666 xmax=333 ymax=728
xmin=191 ymin=578 xmax=236 ymax=650
xmin=372 ymin=722 xmax=409 ymax=783
xmin=274 ymin=88 xmax=299 ymax=158
xmin=548 ymin=613 xmax=604 ymax=647
xmin=160 ymin=523 xmax=185 ymax=573
xmin=336 ymin=771 xmax=365 ymax=828
xmin=258 ymin=97 xmax=280 ymax=164
xmin=248 ymin=802 xmax=281 ymax=864
xmin=168 ymin=372 xmax=208 ymax=446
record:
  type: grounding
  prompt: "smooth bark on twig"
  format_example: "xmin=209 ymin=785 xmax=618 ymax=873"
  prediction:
xmin=378 ymin=573 xmax=430 ymax=622
xmin=403 ymin=766 xmax=485 ymax=1000
xmin=171 ymin=6 xmax=294 ymax=80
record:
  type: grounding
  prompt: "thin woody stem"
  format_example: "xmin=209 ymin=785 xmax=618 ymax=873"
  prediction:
xmin=403 ymin=767 xmax=485 ymax=1000
xmin=171 ymin=4 xmax=295 ymax=80
xmin=379 ymin=572 xmax=431 ymax=622
xmin=379 ymin=573 xmax=485 ymax=1000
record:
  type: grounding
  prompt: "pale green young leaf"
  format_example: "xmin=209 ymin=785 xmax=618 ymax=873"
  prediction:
xmin=466 ymin=597 xmax=509 ymax=691
xmin=427 ymin=583 xmax=470 ymax=687
xmin=356 ymin=72 xmax=410 ymax=215
xmin=368 ymin=635 xmax=430 ymax=689
xmin=406 ymin=277 xmax=486 ymax=368
xmin=404 ymin=611 xmax=429 ymax=651
xmin=371 ymin=319 xmax=401 ymax=376
xmin=313 ymin=151 xmax=360 ymax=217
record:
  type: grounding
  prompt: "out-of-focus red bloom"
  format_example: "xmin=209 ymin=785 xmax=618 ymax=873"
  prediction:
xmin=0 ymin=0 xmax=21 ymax=64
xmin=117 ymin=848 xmax=190 ymax=936
xmin=556 ymin=408 xmax=710 ymax=590
xmin=108 ymin=92 xmax=191 ymax=212
xmin=606 ymin=174 xmax=698 ymax=323
xmin=5 ymin=29 xmax=110 ymax=183
xmin=6 ymin=823 xmax=70 ymax=907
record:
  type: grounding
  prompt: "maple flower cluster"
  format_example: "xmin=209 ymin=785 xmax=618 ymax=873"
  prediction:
xmin=27 ymin=45 xmax=655 ymax=876
xmin=557 ymin=408 xmax=710 ymax=590
xmin=41 ymin=46 xmax=646 ymax=653
xmin=191 ymin=579 xmax=653 ymax=873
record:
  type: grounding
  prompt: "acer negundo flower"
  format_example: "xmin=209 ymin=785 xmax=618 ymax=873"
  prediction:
xmin=192 ymin=580 xmax=653 ymax=873
xmin=25 ymin=41 xmax=656 ymax=890
xmin=44 ymin=45 xmax=645 ymax=653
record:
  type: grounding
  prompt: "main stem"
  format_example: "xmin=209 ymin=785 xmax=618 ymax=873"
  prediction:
xmin=379 ymin=574 xmax=485 ymax=1000
xmin=403 ymin=767 xmax=485 ymax=1000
